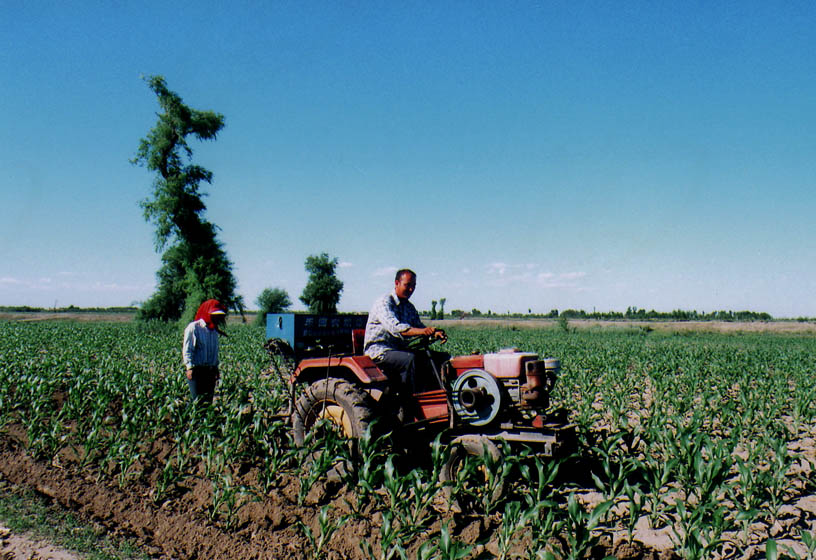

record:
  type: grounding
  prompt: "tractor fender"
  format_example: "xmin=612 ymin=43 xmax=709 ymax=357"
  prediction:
xmin=291 ymin=355 xmax=389 ymax=385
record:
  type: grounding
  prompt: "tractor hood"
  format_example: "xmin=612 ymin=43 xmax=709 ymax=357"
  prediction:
xmin=450 ymin=348 xmax=539 ymax=379
xmin=483 ymin=348 xmax=539 ymax=378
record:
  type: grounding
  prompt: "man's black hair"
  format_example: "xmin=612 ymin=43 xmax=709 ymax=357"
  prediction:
xmin=395 ymin=269 xmax=416 ymax=283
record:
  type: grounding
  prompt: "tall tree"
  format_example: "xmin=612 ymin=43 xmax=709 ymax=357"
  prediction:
xmin=299 ymin=253 xmax=344 ymax=314
xmin=131 ymin=75 xmax=243 ymax=322
xmin=255 ymin=287 xmax=292 ymax=326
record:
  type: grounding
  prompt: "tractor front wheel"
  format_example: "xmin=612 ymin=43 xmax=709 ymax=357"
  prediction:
xmin=440 ymin=435 xmax=504 ymax=513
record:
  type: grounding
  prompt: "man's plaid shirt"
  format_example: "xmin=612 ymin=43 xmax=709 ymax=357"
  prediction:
xmin=363 ymin=291 xmax=425 ymax=360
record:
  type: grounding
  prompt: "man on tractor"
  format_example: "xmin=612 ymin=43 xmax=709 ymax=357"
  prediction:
xmin=363 ymin=269 xmax=448 ymax=393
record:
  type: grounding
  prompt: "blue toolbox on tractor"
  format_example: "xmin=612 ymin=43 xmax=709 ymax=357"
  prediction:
xmin=265 ymin=313 xmax=368 ymax=359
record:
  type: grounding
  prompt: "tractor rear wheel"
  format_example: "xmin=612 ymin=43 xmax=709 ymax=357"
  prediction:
xmin=293 ymin=378 xmax=375 ymax=479
xmin=440 ymin=435 xmax=504 ymax=513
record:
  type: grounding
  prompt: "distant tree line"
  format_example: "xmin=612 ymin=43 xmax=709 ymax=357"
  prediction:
xmin=0 ymin=305 xmax=792 ymax=323
xmin=441 ymin=307 xmax=774 ymax=322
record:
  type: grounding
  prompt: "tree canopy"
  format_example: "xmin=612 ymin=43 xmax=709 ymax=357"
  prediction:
xmin=132 ymin=75 xmax=243 ymax=323
xmin=255 ymin=287 xmax=292 ymax=326
xmin=299 ymin=253 xmax=344 ymax=314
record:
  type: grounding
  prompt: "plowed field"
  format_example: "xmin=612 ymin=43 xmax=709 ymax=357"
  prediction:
xmin=1 ymin=320 xmax=815 ymax=559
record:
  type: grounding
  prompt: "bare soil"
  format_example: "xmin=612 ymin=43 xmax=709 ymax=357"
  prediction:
xmin=0 ymin=432 xmax=311 ymax=559
xmin=0 ymin=312 xmax=251 ymax=324
xmin=0 ymin=426 xmax=452 ymax=560
xmin=0 ymin=425 xmax=646 ymax=560
xmin=0 ymin=312 xmax=137 ymax=323
xmin=1 ymin=424 xmax=815 ymax=559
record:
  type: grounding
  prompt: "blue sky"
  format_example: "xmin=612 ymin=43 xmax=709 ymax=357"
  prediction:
xmin=2 ymin=2 xmax=815 ymax=317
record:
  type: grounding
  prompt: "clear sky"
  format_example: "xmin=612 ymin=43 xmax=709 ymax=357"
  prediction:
xmin=2 ymin=2 xmax=815 ymax=317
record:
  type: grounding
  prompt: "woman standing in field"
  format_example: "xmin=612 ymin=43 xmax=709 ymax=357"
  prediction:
xmin=182 ymin=299 xmax=227 ymax=403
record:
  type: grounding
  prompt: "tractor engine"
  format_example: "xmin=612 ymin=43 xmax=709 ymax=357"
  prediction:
xmin=447 ymin=348 xmax=560 ymax=426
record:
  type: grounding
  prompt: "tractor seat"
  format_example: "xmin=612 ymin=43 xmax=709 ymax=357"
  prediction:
xmin=351 ymin=328 xmax=366 ymax=355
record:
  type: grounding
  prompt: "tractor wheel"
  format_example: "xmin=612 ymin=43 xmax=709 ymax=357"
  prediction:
xmin=292 ymin=378 xmax=375 ymax=479
xmin=439 ymin=435 xmax=504 ymax=513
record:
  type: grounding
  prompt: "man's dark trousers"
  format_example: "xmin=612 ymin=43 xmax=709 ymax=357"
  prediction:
xmin=374 ymin=349 xmax=449 ymax=393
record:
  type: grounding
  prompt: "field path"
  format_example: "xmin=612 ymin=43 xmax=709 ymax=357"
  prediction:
xmin=0 ymin=523 xmax=81 ymax=560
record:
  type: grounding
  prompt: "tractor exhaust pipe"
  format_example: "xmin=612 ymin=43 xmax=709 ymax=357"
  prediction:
xmin=522 ymin=358 xmax=559 ymax=407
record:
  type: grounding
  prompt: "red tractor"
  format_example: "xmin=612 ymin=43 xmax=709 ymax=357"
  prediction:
xmin=265 ymin=313 xmax=574 ymax=484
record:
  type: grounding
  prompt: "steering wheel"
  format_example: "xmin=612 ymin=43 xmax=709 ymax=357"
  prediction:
xmin=406 ymin=334 xmax=436 ymax=351
xmin=406 ymin=328 xmax=448 ymax=351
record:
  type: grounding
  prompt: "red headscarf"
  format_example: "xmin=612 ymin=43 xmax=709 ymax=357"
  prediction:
xmin=195 ymin=299 xmax=227 ymax=330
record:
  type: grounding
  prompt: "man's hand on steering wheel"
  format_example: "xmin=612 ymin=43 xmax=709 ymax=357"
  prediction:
xmin=418 ymin=326 xmax=447 ymax=343
xmin=405 ymin=327 xmax=447 ymax=347
xmin=432 ymin=328 xmax=448 ymax=343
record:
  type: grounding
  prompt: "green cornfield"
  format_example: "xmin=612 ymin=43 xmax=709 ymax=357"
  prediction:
xmin=1 ymin=320 xmax=815 ymax=559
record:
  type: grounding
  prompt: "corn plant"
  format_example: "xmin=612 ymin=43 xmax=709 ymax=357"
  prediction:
xmin=521 ymin=500 xmax=562 ymax=560
xmin=382 ymin=454 xmax=409 ymax=508
xmin=296 ymin=423 xmax=345 ymax=505
xmin=210 ymin=470 xmax=254 ymax=530
xmin=359 ymin=511 xmax=407 ymax=560
xmin=382 ymin=439 xmax=447 ymax=538
xmin=590 ymin=430 xmax=639 ymax=502
xmin=640 ymin=449 xmax=678 ymax=528
xmin=448 ymin=439 xmax=512 ymax=516
xmin=495 ymin=500 xmax=537 ymax=560
xmin=799 ymin=529 xmax=816 ymax=558
xmin=298 ymin=504 xmax=349 ymax=560
xmin=763 ymin=537 xmax=815 ymax=560
xmin=103 ymin=440 xmax=145 ymax=488
xmin=432 ymin=523 xmax=473 ymax=560
xmin=621 ymin=481 xmax=643 ymax=543
xmin=516 ymin=450 xmax=563 ymax=517
xmin=256 ymin=419 xmax=299 ymax=492
xmin=400 ymin=469 xmax=442 ymax=538
xmin=339 ymin=421 xmax=391 ymax=511
xmin=763 ymin=435 xmax=797 ymax=520
xmin=791 ymin=381 xmax=816 ymax=435
xmin=152 ymin=456 xmax=179 ymax=503
xmin=554 ymin=494 xmax=614 ymax=560
xmin=668 ymin=498 xmax=728 ymax=560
